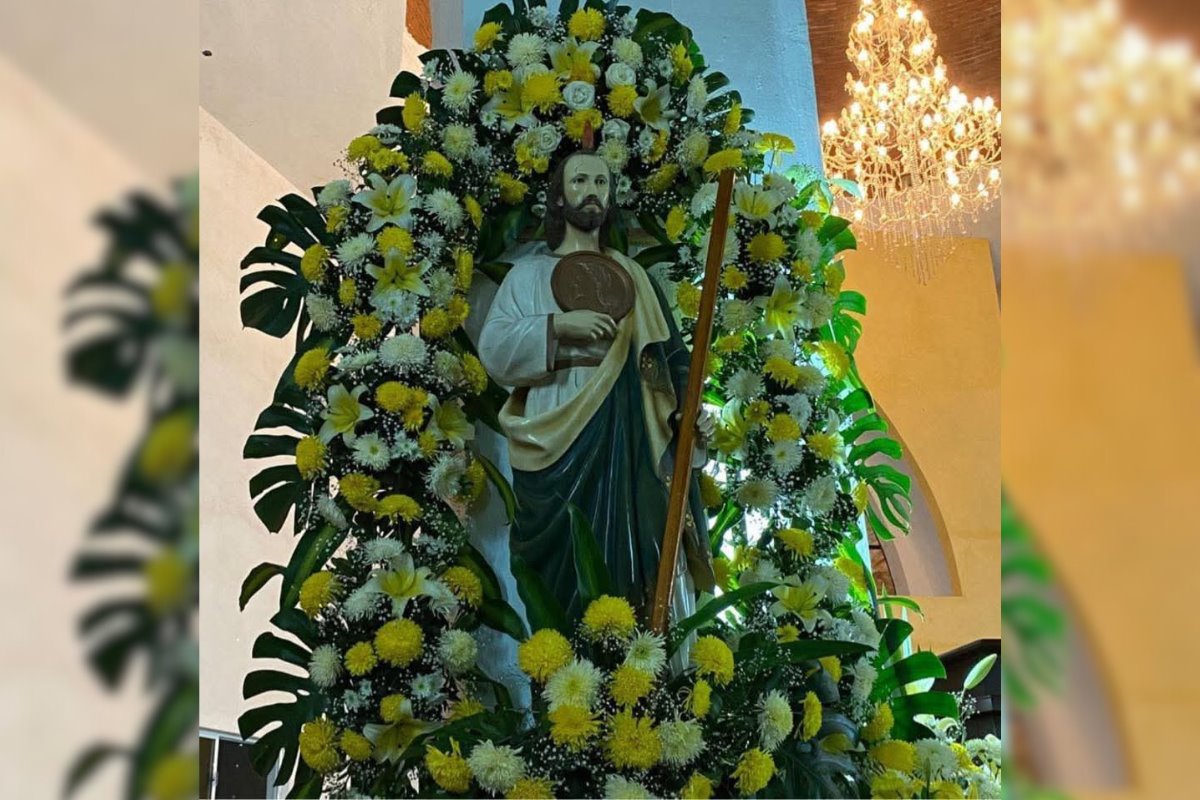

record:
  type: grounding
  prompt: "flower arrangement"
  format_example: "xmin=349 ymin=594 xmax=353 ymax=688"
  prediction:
xmin=235 ymin=2 xmax=998 ymax=798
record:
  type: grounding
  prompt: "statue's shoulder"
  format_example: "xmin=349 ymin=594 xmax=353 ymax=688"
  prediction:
xmin=501 ymin=240 xmax=557 ymax=281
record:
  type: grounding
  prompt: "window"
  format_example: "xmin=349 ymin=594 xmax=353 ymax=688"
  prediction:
xmin=199 ymin=729 xmax=282 ymax=799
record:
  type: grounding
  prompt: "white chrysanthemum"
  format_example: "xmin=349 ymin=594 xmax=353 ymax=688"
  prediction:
xmin=738 ymin=478 xmax=780 ymax=509
xmin=352 ymin=433 xmax=392 ymax=470
xmin=336 ymin=348 xmax=378 ymax=374
xmin=742 ymin=557 xmax=782 ymax=586
xmin=850 ymin=660 xmax=878 ymax=703
xmin=370 ymin=123 xmax=404 ymax=144
xmin=379 ymin=333 xmax=427 ymax=371
xmin=811 ymin=565 xmax=851 ymax=607
xmin=371 ymin=288 xmax=421 ymax=326
xmin=635 ymin=125 xmax=656 ymax=156
xmin=336 ymin=232 xmax=376 ymax=270
xmin=442 ymin=123 xmax=478 ymax=160
xmin=679 ymin=128 xmax=711 ymax=168
xmin=424 ymin=270 xmax=453 ymax=308
xmin=597 ymin=139 xmax=630 ymax=171
xmin=467 ymin=741 xmax=526 ymax=794
xmin=423 ymin=578 xmax=459 ymax=617
xmin=317 ymin=179 xmax=351 ymax=209
xmin=686 ymin=74 xmax=708 ymax=116
xmin=605 ymin=62 xmax=637 ymax=87
xmin=852 ymin=608 xmax=882 ymax=648
xmin=410 ymin=672 xmax=446 ymax=701
xmin=914 ymin=739 xmax=959 ymax=779
xmin=691 ymin=182 xmax=719 ymax=216
xmin=803 ymin=474 xmax=838 ymax=517
xmin=623 ymin=631 xmax=667 ymax=675
xmin=426 ymin=453 xmax=467 ymax=501
xmin=306 ymin=292 xmax=339 ymax=332
xmin=392 ymin=434 xmax=421 ymax=462
xmin=758 ymin=690 xmax=794 ymax=751
xmin=342 ymin=584 xmax=381 ymax=621
xmin=442 ymin=70 xmax=479 ymax=113
xmin=604 ymin=775 xmax=652 ymax=800
xmin=528 ymin=5 xmax=553 ymax=28
xmin=612 ymin=37 xmax=643 ymax=67
xmin=506 ymin=32 xmax=547 ymax=68
xmin=437 ymin=629 xmax=479 ymax=674
xmin=967 ymin=735 xmax=1002 ymax=765
xmin=795 ymin=364 xmax=827 ymax=396
xmin=563 ymin=80 xmax=596 ymax=110
xmin=308 ymin=644 xmax=342 ymax=688
xmin=807 ymin=291 xmax=835 ymax=328
xmin=659 ymin=718 xmax=706 ymax=766
xmin=362 ymin=537 xmax=407 ymax=564
xmin=774 ymin=203 xmax=801 ymax=228
xmin=770 ymin=440 xmax=804 ymax=475
xmin=969 ymin=773 xmax=1002 ymax=800
xmin=423 ymin=188 xmax=465 ymax=230
xmin=720 ymin=298 xmax=756 ymax=330
xmin=726 ymin=368 xmax=764 ymax=401
xmin=543 ymin=658 xmax=603 ymax=710
xmin=760 ymin=338 xmax=795 ymax=362
xmin=795 ymin=228 xmax=822 ymax=266
xmin=699 ymin=223 xmax=739 ymax=264
xmin=782 ymin=393 xmax=813 ymax=430
xmin=418 ymin=231 xmax=446 ymax=259
xmin=433 ymin=350 xmax=464 ymax=385
xmin=317 ymin=495 xmax=348 ymax=529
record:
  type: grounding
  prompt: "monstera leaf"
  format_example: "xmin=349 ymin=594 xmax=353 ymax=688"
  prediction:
xmin=870 ymin=618 xmax=959 ymax=741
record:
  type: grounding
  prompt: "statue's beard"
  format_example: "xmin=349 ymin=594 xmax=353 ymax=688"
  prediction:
xmin=562 ymin=195 xmax=608 ymax=233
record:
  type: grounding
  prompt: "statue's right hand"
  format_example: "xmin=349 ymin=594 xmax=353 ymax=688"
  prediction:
xmin=553 ymin=310 xmax=617 ymax=343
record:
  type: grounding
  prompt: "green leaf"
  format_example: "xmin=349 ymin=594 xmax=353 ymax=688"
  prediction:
xmin=837 ymin=290 xmax=867 ymax=315
xmin=64 ymin=744 xmax=125 ymax=799
xmin=829 ymin=178 xmax=864 ymax=199
xmin=818 ymin=215 xmax=852 ymax=245
xmin=477 ymin=598 xmax=529 ymax=642
xmin=460 ymin=543 xmax=504 ymax=600
xmin=889 ymin=691 xmax=959 ymax=740
xmin=476 ymin=453 xmax=518 ymax=525
xmin=874 ymin=651 xmax=947 ymax=699
xmin=389 ymin=71 xmax=422 ymax=98
xmin=877 ymin=594 xmax=924 ymax=616
xmin=850 ymin=437 xmax=902 ymax=463
xmin=963 ymin=653 xmax=998 ymax=691
xmin=240 ymin=562 xmax=285 ymax=611
xmin=667 ymin=582 xmax=778 ymax=656
xmin=840 ymin=388 xmax=872 ymax=415
xmin=512 ymin=555 xmax=569 ymax=635
xmin=127 ymin=682 xmax=198 ymax=800
xmin=243 ymin=433 xmax=300 ymax=459
xmin=280 ymin=523 xmax=346 ymax=612
xmin=568 ymin=503 xmax=613 ymax=605
xmin=252 ymin=632 xmax=312 ymax=670
xmin=709 ymin=499 xmax=744 ymax=555
xmin=243 ymin=669 xmax=314 ymax=700
xmin=72 ymin=554 xmax=144 ymax=580
xmin=780 ymin=639 xmax=873 ymax=662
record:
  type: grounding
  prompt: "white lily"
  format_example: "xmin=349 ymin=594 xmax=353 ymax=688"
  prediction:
xmin=352 ymin=173 xmax=418 ymax=231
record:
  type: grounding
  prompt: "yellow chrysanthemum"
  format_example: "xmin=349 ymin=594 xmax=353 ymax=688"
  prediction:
xmin=454 ymin=248 xmax=475 ymax=290
xmin=647 ymin=162 xmax=681 ymax=193
xmin=930 ymin=781 xmax=966 ymax=799
xmin=813 ymin=340 xmax=851 ymax=380
xmin=294 ymin=435 xmax=326 ymax=479
xmin=548 ymin=704 xmax=599 ymax=750
xmin=714 ymin=333 xmax=745 ymax=353
xmin=607 ymin=84 xmax=638 ymax=118
xmin=568 ymin=8 xmax=606 ymax=41
xmin=691 ymin=678 xmax=712 ymax=717
xmin=748 ymin=232 xmax=787 ymax=264
xmin=380 ymin=693 xmax=409 ymax=723
xmin=377 ymin=226 xmax=414 ymax=256
xmin=869 ymin=740 xmax=916 ymax=774
xmin=495 ymin=172 xmax=529 ymax=205
xmin=564 ymin=108 xmax=603 ymax=142
xmin=338 ymin=472 xmax=380 ymax=512
xmin=347 ymin=134 xmax=382 ymax=161
xmin=473 ymin=21 xmax=503 ymax=52
xmin=721 ymin=265 xmax=749 ymax=290
xmin=712 ymin=557 xmax=731 ymax=591
xmin=764 ymin=356 xmax=802 ymax=388
xmin=344 ymin=642 xmax=377 ymax=676
xmin=648 ymin=128 xmax=670 ymax=163
xmin=671 ymin=42 xmax=694 ymax=82
xmin=442 ymin=565 xmax=484 ymax=608
xmin=523 ymin=72 xmax=562 ymax=112
xmin=447 ymin=294 xmax=471 ymax=325
xmin=463 ymin=460 xmax=488 ymax=502
xmin=824 ymin=262 xmax=846 ymax=295
xmin=325 ymin=204 xmax=348 ymax=233
xmin=703 ymin=148 xmax=744 ymax=175
xmin=836 ymin=555 xmax=868 ymax=593
xmin=775 ymin=624 xmax=800 ymax=643
xmin=144 ymin=552 xmax=189 ymax=616
xmin=775 ymin=528 xmax=814 ymax=559
xmin=731 ymin=748 xmax=775 ymax=796
xmin=791 ymin=258 xmax=814 ymax=281
xmin=402 ymin=91 xmax=427 ymax=132
xmin=422 ymin=150 xmax=453 ymax=178
xmin=420 ymin=307 xmax=454 ymax=339
xmin=665 ymin=205 xmax=687 ymax=242
xmin=376 ymin=494 xmax=422 ymax=522
xmin=863 ymin=704 xmax=894 ymax=742
xmin=294 ymin=346 xmax=331 ymax=390
xmin=610 ymin=664 xmax=654 ymax=708
xmin=298 ymin=718 xmax=340 ymax=774
xmin=805 ymin=432 xmax=840 ymax=461
xmin=606 ymin=710 xmax=661 ymax=770
xmin=581 ymin=595 xmax=637 ymax=641
xmin=724 ymin=101 xmax=744 ymax=136
xmin=462 ymin=354 xmax=488 ymax=395
xmin=340 ymin=730 xmax=373 ymax=762
xmin=425 ymin=740 xmax=472 ymax=793
xmin=338 ymin=277 xmax=357 ymax=307
xmin=766 ymin=414 xmax=802 ymax=442
xmin=676 ymin=281 xmax=701 ymax=318
xmin=698 ymin=472 xmax=722 ymax=509
xmin=508 ymin=777 xmax=555 ymax=799
xmin=352 ymin=312 xmax=383 ymax=341
xmin=484 ymin=69 xmax=514 ymax=96
xmin=952 ymin=741 xmax=975 ymax=770
xmin=464 ymin=194 xmax=484 ymax=227
xmin=853 ymin=481 xmax=870 ymax=514
xmin=801 ymin=691 xmax=822 ymax=740
xmin=299 ymin=571 xmax=341 ymax=618
xmin=449 ymin=697 xmax=485 ymax=720
xmin=368 ymin=147 xmax=409 ymax=173
xmin=418 ymin=430 xmax=439 ymax=455
xmin=375 ymin=618 xmax=424 ymax=667
xmin=680 ymin=773 xmax=715 ymax=800
xmin=690 ymin=636 xmax=734 ymax=685
xmin=870 ymin=772 xmax=913 ymax=799
xmin=518 ymin=629 xmax=574 ymax=681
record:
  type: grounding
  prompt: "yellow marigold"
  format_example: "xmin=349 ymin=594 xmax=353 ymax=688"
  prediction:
xmin=344 ymin=641 xmax=377 ymax=676
xmin=647 ymin=162 xmax=681 ymax=193
xmin=347 ymin=134 xmax=382 ymax=161
xmin=665 ymin=205 xmax=687 ymax=242
xmin=418 ymin=430 xmax=439 ymax=455
xmin=724 ymin=101 xmax=743 ymax=136
xmin=465 ymin=194 xmax=484 ymax=227
xmin=508 ymin=777 xmax=555 ymax=799
xmin=340 ymin=730 xmax=373 ymax=762
xmin=402 ymin=91 xmax=427 ymax=132
xmin=766 ymin=414 xmax=802 ymax=442
xmin=806 ymin=432 xmax=840 ymax=461
xmin=671 ymin=42 xmax=694 ymax=83
xmin=496 ymin=172 xmax=529 ymax=205
xmin=300 ymin=243 xmax=329 ymax=283
xmin=380 ymin=693 xmax=409 ymax=723
xmin=698 ymin=472 xmax=722 ymax=508
xmin=454 ymin=248 xmax=475 ymax=290
xmin=606 ymin=711 xmax=661 ymax=770
xmin=420 ymin=307 xmax=454 ymax=339
xmin=518 ymin=629 xmax=574 ymax=681
xmin=610 ymin=664 xmax=654 ymax=708
xmin=836 ymin=555 xmax=868 ymax=593
xmin=293 ymin=346 xmax=331 ymax=390
xmin=447 ymin=294 xmax=471 ymax=325
xmin=607 ymin=84 xmax=638 ymax=118
xmin=568 ymin=8 xmax=606 ymax=40
xmin=775 ymin=527 xmax=814 ymax=558
xmin=442 ymin=565 xmax=484 ymax=608
xmin=294 ymin=435 xmax=327 ymax=480
xmin=339 ymin=472 xmax=380 ymax=512
xmin=548 ymin=704 xmax=599 ymax=750
xmin=524 ymin=72 xmax=562 ymax=112
xmin=722 ymin=265 xmax=749 ymax=290
xmin=325 ymin=204 xmax=348 ymax=233
xmin=484 ymin=69 xmax=514 ymax=96
xmin=425 ymin=740 xmax=472 ymax=793
xmin=564 ymin=108 xmax=604 ymax=142
xmin=375 ymin=618 xmax=424 ymax=666
xmin=369 ymin=147 xmax=409 ymax=173
xmin=691 ymin=635 xmax=734 ymax=685
xmin=299 ymin=718 xmax=340 ymax=774
xmin=338 ymin=277 xmax=357 ymax=307
xmin=870 ymin=740 xmax=916 ymax=774
xmin=449 ymin=697 xmax=485 ymax=720
xmin=422 ymin=150 xmax=453 ymax=178
xmin=299 ymin=571 xmax=341 ymax=618
xmin=714 ymin=333 xmax=745 ymax=353
xmin=745 ymin=400 xmax=771 ymax=425
xmin=376 ymin=493 xmax=422 ymax=522
xmin=581 ymin=595 xmax=637 ymax=641
xmin=814 ymin=339 xmax=850 ymax=380
xmin=691 ymin=678 xmax=712 ymax=717
xmin=863 ymin=703 xmax=894 ymax=742
xmin=764 ymin=356 xmax=802 ymax=388
xmin=775 ymin=624 xmax=800 ymax=643
xmin=462 ymin=353 xmax=489 ymax=395
xmin=352 ymin=313 xmax=383 ymax=341
xmin=703 ymin=148 xmax=744 ymax=175
xmin=952 ymin=742 xmax=975 ymax=770
xmin=676 ymin=281 xmax=701 ymax=318
xmin=748 ymin=232 xmax=787 ymax=264
xmin=680 ymin=773 xmax=715 ymax=800
xmin=801 ymin=691 xmax=822 ymax=740
xmin=377 ymin=226 xmax=414 ymax=257
xmin=474 ymin=21 xmax=504 ymax=51
xmin=376 ymin=381 xmax=414 ymax=413
xmin=732 ymin=748 xmax=775 ymax=796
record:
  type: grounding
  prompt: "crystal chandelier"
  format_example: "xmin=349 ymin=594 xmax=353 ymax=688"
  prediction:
xmin=821 ymin=0 xmax=1001 ymax=279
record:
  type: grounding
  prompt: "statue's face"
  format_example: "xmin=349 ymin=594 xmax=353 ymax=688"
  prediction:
xmin=559 ymin=154 xmax=611 ymax=233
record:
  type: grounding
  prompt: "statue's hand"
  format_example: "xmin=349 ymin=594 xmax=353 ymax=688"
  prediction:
xmin=552 ymin=310 xmax=617 ymax=344
xmin=671 ymin=410 xmax=717 ymax=444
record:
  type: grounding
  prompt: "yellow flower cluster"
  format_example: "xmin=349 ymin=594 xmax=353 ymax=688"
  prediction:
xmin=524 ymin=72 xmax=562 ymax=112
xmin=863 ymin=703 xmax=894 ymax=742
xmin=347 ymin=134 xmax=381 ymax=161
xmin=565 ymin=108 xmax=603 ymax=142
xmin=368 ymin=146 xmax=409 ymax=174
xmin=748 ymin=231 xmax=786 ymax=263
xmin=775 ymin=527 xmax=814 ymax=558
xmin=376 ymin=493 xmax=422 ymax=522
xmin=680 ymin=773 xmax=715 ymax=800
xmin=518 ymin=629 xmax=574 ymax=682
xmin=581 ymin=595 xmax=637 ymax=641
xmin=548 ymin=704 xmax=599 ymax=750
xmin=375 ymin=618 xmax=423 ymax=666
xmin=690 ymin=635 xmax=734 ymax=685
xmin=402 ymin=91 xmax=426 ymax=132
xmin=344 ymin=641 xmax=377 ymax=676
xmin=568 ymin=8 xmax=606 ymax=41
xmin=473 ymin=21 xmax=503 ymax=52
xmin=722 ymin=265 xmax=749 ymax=290
xmin=806 ymin=431 xmax=842 ymax=461
xmin=144 ymin=552 xmax=189 ymax=616
xmin=340 ymin=730 xmax=373 ymax=762
xmin=298 ymin=718 xmax=340 ymax=774
xmin=676 ymin=281 xmax=701 ymax=318
xmin=377 ymin=225 xmax=414 ymax=257
xmin=801 ymin=691 xmax=822 ymax=740
xmin=690 ymin=677 xmax=712 ymax=716
xmin=607 ymin=84 xmax=638 ymax=117
xmin=870 ymin=739 xmax=916 ymax=773
xmin=294 ymin=346 xmax=331 ymax=390
xmin=339 ymin=472 xmax=380 ymax=511
xmin=442 ymin=565 xmax=484 ymax=608
xmin=352 ymin=312 xmax=383 ymax=341
xmin=732 ymin=748 xmax=775 ymax=795
xmin=714 ymin=332 xmax=745 ymax=354
xmin=766 ymin=413 xmax=802 ymax=442
xmin=295 ymin=435 xmax=327 ymax=479
xmin=425 ymin=740 xmax=472 ymax=793
xmin=606 ymin=710 xmax=661 ymax=769
xmin=508 ymin=777 xmax=555 ymax=799
xmin=671 ymin=42 xmax=694 ymax=83
xmin=609 ymin=664 xmax=654 ymax=708
xmin=698 ymin=471 xmax=723 ymax=508
xmin=422 ymin=150 xmax=453 ymax=178
xmin=813 ymin=339 xmax=851 ymax=380
xmin=665 ymin=206 xmax=687 ymax=241
xmin=376 ymin=381 xmax=428 ymax=429
xmin=299 ymin=571 xmax=341 ymax=618
xmin=647 ymin=162 xmax=681 ymax=193
xmin=461 ymin=353 xmax=489 ymax=395
xmin=496 ymin=172 xmax=529 ymax=205
xmin=724 ymin=101 xmax=744 ymax=136
xmin=763 ymin=356 xmax=802 ymax=388
xmin=464 ymin=195 xmax=484 ymax=227
xmin=703 ymin=148 xmax=744 ymax=175
xmin=325 ymin=204 xmax=348 ymax=233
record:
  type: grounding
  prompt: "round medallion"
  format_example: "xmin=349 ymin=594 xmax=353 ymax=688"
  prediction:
xmin=551 ymin=251 xmax=636 ymax=321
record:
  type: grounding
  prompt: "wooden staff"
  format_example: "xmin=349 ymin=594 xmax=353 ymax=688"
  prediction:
xmin=650 ymin=169 xmax=736 ymax=634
